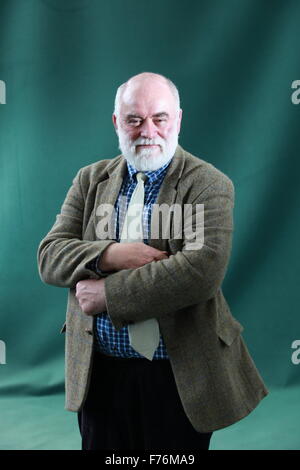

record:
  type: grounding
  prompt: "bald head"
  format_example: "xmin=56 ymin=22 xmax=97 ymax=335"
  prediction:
xmin=114 ymin=72 xmax=180 ymax=117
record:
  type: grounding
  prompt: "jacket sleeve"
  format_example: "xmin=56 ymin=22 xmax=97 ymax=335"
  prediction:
xmin=37 ymin=168 xmax=116 ymax=288
xmin=104 ymin=174 xmax=234 ymax=331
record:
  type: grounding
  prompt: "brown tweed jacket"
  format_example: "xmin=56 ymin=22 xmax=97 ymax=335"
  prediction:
xmin=37 ymin=145 xmax=268 ymax=433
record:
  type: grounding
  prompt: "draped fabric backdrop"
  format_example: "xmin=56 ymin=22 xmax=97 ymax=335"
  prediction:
xmin=0 ymin=0 xmax=299 ymax=450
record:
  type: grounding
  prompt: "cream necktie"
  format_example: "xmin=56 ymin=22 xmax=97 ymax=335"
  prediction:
xmin=120 ymin=172 xmax=160 ymax=361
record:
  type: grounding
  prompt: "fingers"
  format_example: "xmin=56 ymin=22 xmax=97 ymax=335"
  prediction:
xmin=128 ymin=243 xmax=169 ymax=266
xmin=148 ymin=247 xmax=169 ymax=259
xmin=153 ymin=251 xmax=169 ymax=261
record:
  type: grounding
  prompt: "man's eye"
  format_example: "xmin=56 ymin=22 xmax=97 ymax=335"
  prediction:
xmin=128 ymin=119 xmax=141 ymax=126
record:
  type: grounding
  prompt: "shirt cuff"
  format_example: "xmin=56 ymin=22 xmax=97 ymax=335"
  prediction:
xmin=85 ymin=254 xmax=112 ymax=277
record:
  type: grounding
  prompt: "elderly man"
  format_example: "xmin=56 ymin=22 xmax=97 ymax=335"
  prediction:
xmin=38 ymin=72 xmax=268 ymax=451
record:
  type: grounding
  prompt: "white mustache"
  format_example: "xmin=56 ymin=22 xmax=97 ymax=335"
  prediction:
xmin=132 ymin=137 xmax=164 ymax=147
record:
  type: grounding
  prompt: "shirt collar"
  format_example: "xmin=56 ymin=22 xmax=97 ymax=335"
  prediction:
xmin=126 ymin=158 xmax=172 ymax=184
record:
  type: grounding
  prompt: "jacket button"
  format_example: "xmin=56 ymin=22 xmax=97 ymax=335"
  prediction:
xmin=85 ymin=328 xmax=93 ymax=336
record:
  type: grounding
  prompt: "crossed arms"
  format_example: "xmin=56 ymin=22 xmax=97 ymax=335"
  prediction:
xmin=74 ymin=242 xmax=169 ymax=317
xmin=37 ymin=166 xmax=234 ymax=330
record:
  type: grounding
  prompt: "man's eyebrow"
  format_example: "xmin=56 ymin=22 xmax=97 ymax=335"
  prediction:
xmin=125 ymin=112 xmax=169 ymax=119
xmin=125 ymin=114 xmax=143 ymax=119
xmin=152 ymin=112 xmax=169 ymax=118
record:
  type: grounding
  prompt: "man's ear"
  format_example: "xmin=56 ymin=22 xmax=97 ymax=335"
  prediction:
xmin=112 ymin=113 xmax=118 ymax=134
xmin=177 ymin=109 xmax=183 ymax=134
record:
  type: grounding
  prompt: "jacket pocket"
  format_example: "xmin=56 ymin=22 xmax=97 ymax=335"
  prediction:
xmin=60 ymin=322 xmax=66 ymax=334
xmin=216 ymin=319 xmax=244 ymax=346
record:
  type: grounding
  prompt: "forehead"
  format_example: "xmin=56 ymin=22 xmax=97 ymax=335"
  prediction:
xmin=120 ymin=80 xmax=176 ymax=116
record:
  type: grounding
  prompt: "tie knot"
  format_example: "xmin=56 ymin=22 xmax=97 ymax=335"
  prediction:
xmin=136 ymin=172 xmax=147 ymax=183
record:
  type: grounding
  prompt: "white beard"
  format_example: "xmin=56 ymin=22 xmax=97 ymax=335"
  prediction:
xmin=117 ymin=127 xmax=179 ymax=171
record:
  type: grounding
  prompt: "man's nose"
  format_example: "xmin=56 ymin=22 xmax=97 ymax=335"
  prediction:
xmin=140 ymin=118 xmax=157 ymax=139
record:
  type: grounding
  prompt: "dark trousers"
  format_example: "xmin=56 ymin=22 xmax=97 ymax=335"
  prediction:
xmin=77 ymin=351 xmax=213 ymax=450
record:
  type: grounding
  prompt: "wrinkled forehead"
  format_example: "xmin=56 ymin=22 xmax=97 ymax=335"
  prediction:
xmin=120 ymin=79 xmax=177 ymax=116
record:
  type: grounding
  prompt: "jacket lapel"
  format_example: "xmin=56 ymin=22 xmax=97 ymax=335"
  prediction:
xmin=91 ymin=156 xmax=126 ymax=241
xmin=149 ymin=145 xmax=186 ymax=251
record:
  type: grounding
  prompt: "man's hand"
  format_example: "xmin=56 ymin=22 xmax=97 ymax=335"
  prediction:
xmin=100 ymin=242 xmax=169 ymax=271
xmin=76 ymin=244 xmax=168 ymax=315
xmin=75 ymin=279 xmax=107 ymax=315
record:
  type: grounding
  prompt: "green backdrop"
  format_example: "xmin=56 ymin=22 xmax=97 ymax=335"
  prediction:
xmin=0 ymin=0 xmax=300 ymax=450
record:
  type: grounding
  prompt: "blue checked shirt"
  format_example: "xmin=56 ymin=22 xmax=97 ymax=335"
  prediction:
xmin=87 ymin=158 xmax=173 ymax=359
